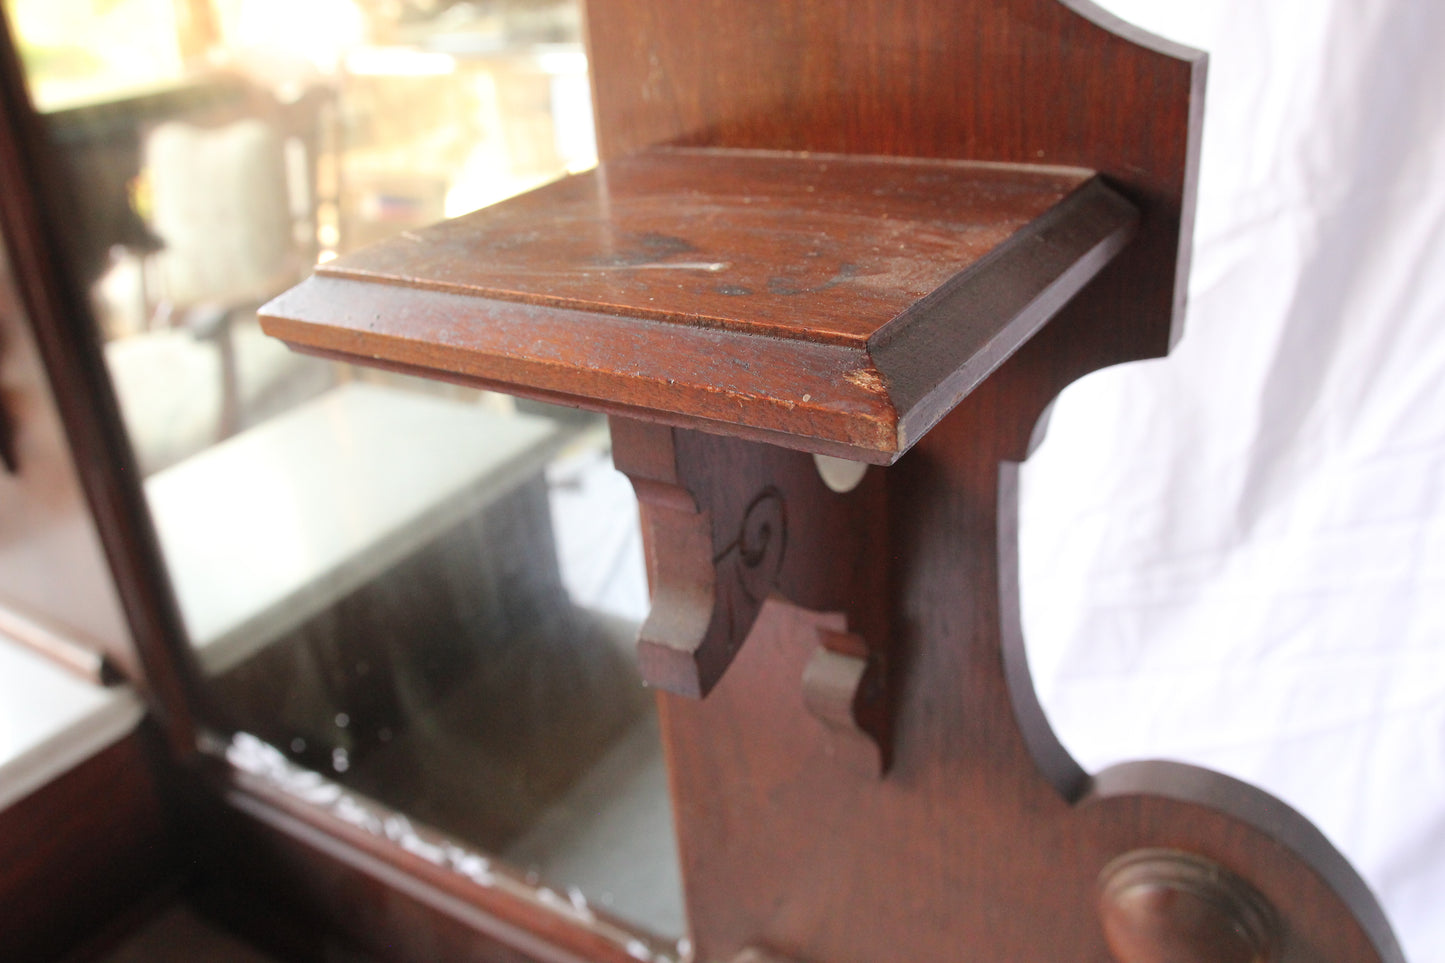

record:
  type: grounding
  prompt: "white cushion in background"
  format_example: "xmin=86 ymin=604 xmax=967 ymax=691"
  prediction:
xmin=144 ymin=119 xmax=295 ymax=308
xmin=0 ymin=637 xmax=143 ymax=811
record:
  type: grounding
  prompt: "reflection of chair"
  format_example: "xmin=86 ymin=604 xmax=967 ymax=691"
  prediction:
xmin=143 ymin=116 xmax=304 ymax=439
xmin=146 ymin=118 xmax=297 ymax=314
xmin=101 ymin=87 xmax=338 ymax=475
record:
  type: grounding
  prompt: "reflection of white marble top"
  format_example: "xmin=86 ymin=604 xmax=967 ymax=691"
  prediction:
xmin=0 ymin=637 xmax=143 ymax=811
xmin=144 ymin=383 xmax=561 ymax=674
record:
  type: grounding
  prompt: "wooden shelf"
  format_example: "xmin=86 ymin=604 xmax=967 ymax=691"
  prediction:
xmin=261 ymin=147 xmax=1137 ymax=463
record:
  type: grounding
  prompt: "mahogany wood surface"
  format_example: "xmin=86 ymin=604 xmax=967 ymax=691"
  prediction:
xmin=584 ymin=0 xmax=1205 ymax=387
xmin=623 ymin=402 xmax=1400 ymax=963
xmin=0 ymin=729 xmax=177 ymax=963
xmin=317 ymin=150 xmax=1095 ymax=345
xmin=611 ymin=417 xmax=890 ymax=702
xmin=263 ymin=149 xmax=1136 ymax=462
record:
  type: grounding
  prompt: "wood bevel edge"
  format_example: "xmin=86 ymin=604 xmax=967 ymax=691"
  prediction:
xmin=258 ymin=333 xmax=906 ymax=466
xmin=261 ymin=178 xmax=1134 ymax=465
xmin=869 ymin=177 xmax=1140 ymax=455
xmin=259 ymin=281 xmax=905 ymax=463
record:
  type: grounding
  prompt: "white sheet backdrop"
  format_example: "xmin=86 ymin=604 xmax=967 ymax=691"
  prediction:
xmin=1020 ymin=2 xmax=1445 ymax=959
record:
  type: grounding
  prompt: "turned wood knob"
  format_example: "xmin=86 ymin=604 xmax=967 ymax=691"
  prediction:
xmin=1098 ymin=849 xmax=1278 ymax=963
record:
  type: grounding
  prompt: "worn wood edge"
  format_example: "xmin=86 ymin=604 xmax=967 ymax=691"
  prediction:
xmin=801 ymin=625 xmax=890 ymax=776
xmin=633 ymin=500 xmax=718 ymax=699
xmin=873 ymin=177 xmax=1139 ymax=454
xmin=261 ymin=279 xmax=906 ymax=461
xmin=215 ymin=763 xmax=682 ymax=963
xmin=1084 ymin=760 xmax=1405 ymax=963
xmin=610 ymin=419 xmax=720 ymax=696
xmin=650 ymin=143 xmax=1100 ymax=181
xmin=267 ymin=335 xmax=908 ymax=469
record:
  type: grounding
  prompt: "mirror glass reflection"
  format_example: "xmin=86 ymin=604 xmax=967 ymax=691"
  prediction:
xmin=8 ymin=0 xmax=684 ymax=940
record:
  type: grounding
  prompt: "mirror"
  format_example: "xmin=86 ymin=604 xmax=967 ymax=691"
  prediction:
xmin=8 ymin=0 xmax=683 ymax=942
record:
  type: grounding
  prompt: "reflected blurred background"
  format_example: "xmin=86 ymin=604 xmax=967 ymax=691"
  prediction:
xmin=6 ymin=0 xmax=682 ymax=940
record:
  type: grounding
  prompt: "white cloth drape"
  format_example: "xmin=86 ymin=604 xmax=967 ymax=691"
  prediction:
xmin=1022 ymin=3 xmax=1445 ymax=959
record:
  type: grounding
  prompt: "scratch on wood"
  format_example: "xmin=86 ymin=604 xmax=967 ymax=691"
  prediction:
xmin=845 ymin=368 xmax=886 ymax=394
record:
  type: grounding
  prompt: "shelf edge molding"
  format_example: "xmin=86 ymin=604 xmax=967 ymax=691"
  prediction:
xmin=260 ymin=149 xmax=1137 ymax=464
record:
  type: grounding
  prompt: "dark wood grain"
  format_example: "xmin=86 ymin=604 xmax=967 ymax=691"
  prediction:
xmin=262 ymin=149 xmax=1136 ymax=462
xmin=653 ymin=397 xmax=1399 ymax=963
xmin=586 ymin=0 xmax=1204 ymax=366
xmin=0 ymin=729 xmax=177 ymax=963
xmin=315 ymin=150 xmax=1095 ymax=345
xmin=612 ymin=416 xmax=891 ymax=702
xmin=570 ymin=3 xmax=1395 ymax=962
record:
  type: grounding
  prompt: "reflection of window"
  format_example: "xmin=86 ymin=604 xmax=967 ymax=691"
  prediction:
xmin=7 ymin=0 xmax=189 ymax=111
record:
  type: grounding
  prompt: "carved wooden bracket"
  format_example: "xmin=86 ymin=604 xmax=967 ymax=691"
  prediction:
xmin=801 ymin=622 xmax=891 ymax=775
xmin=611 ymin=418 xmax=791 ymax=699
xmin=611 ymin=418 xmax=895 ymax=779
